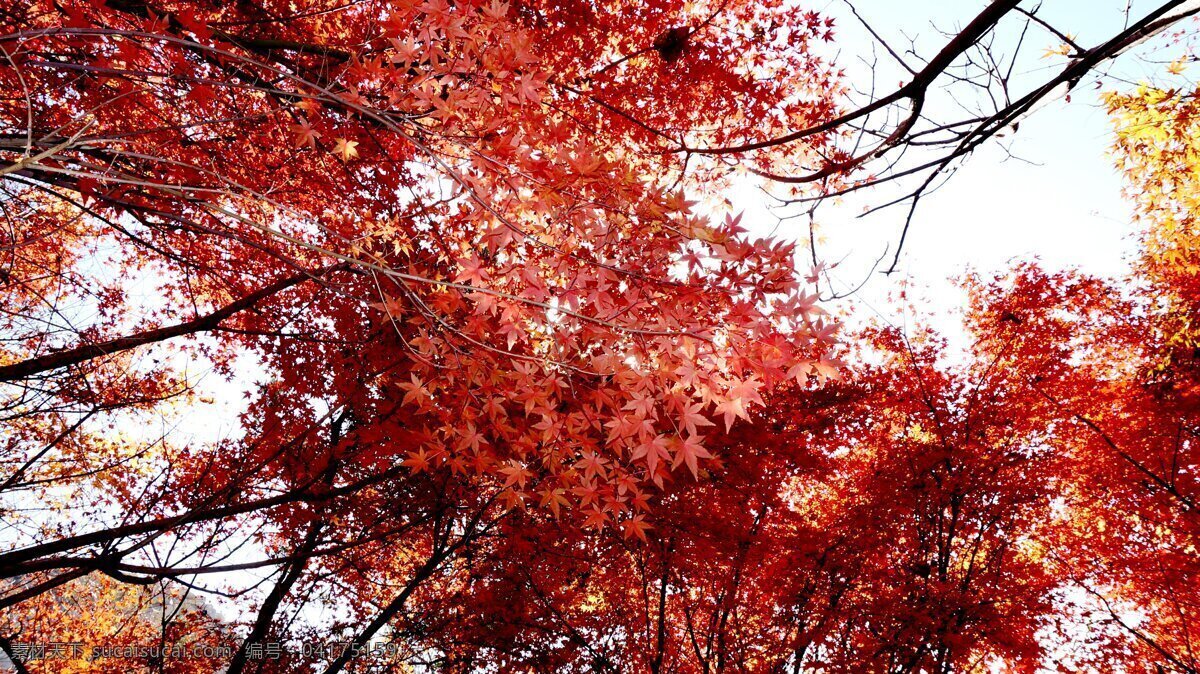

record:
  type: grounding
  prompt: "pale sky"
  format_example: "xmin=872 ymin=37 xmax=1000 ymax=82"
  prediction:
xmin=731 ymin=0 xmax=1189 ymax=349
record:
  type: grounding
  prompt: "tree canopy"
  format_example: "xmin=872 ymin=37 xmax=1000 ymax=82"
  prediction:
xmin=1 ymin=1 xmax=1198 ymax=672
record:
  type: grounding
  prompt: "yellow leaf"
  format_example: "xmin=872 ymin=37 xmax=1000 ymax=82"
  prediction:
xmin=333 ymin=137 xmax=359 ymax=161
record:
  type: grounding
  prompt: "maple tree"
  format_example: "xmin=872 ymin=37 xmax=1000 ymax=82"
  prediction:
xmin=405 ymin=362 xmax=1062 ymax=672
xmin=2 ymin=574 xmax=234 ymax=673
xmin=334 ymin=65 xmax=1200 ymax=672
xmin=396 ymin=260 xmax=1195 ymax=671
xmin=0 ymin=0 xmax=844 ymax=670
xmin=1 ymin=0 xmax=1199 ymax=672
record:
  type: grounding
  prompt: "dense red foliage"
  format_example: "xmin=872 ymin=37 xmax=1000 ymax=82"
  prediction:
xmin=0 ymin=1 xmax=1197 ymax=673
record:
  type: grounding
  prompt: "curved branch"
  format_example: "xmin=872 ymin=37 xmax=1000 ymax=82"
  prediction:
xmin=0 ymin=263 xmax=343 ymax=382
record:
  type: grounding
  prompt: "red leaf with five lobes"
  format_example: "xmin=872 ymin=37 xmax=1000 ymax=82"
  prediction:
xmin=175 ymin=7 xmax=214 ymax=40
xmin=582 ymin=507 xmax=609 ymax=531
xmin=622 ymin=393 xmax=656 ymax=418
xmin=402 ymin=448 xmax=432 ymax=473
xmin=574 ymin=452 xmax=609 ymax=481
xmin=500 ymin=461 xmax=532 ymax=489
xmin=538 ymin=487 xmax=569 ymax=519
xmin=673 ymin=434 xmax=713 ymax=478
xmin=398 ymin=374 xmax=431 ymax=407
xmin=678 ymin=402 xmax=715 ymax=436
xmin=812 ymin=354 xmax=846 ymax=381
xmin=455 ymin=255 xmax=491 ymax=285
xmin=630 ymin=435 xmax=671 ymax=474
xmin=516 ymin=73 xmax=544 ymax=102
xmin=481 ymin=0 xmax=510 ymax=21
xmin=715 ymin=378 xmax=766 ymax=431
xmin=619 ymin=515 xmax=652 ymax=542
xmin=291 ymin=120 xmax=321 ymax=149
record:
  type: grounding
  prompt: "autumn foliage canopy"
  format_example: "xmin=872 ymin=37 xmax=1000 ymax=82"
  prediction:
xmin=0 ymin=0 xmax=1197 ymax=672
